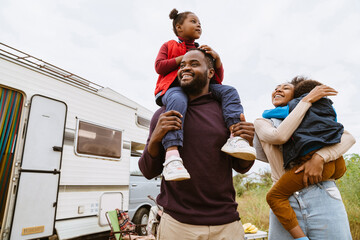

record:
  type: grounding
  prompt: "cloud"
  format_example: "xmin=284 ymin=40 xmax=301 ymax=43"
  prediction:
xmin=1 ymin=0 xmax=359 ymax=154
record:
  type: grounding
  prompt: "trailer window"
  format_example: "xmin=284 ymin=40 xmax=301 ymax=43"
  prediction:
xmin=76 ymin=120 xmax=122 ymax=159
xmin=136 ymin=114 xmax=150 ymax=128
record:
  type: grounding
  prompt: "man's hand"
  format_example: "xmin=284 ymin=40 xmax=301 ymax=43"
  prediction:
xmin=231 ymin=113 xmax=255 ymax=146
xmin=151 ymin=110 xmax=182 ymax=143
xmin=148 ymin=110 xmax=182 ymax=157
xmin=295 ymin=153 xmax=325 ymax=187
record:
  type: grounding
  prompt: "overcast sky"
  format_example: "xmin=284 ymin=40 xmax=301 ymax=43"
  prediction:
xmin=1 ymin=0 xmax=359 ymax=173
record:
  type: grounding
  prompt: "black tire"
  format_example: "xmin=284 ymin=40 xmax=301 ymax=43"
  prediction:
xmin=132 ymin=207 xmax=150 ymax=236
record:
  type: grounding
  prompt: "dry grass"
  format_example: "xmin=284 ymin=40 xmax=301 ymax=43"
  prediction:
xmin=237 ymin=189 xmax=360 ymax=238
xmin=236 ymin=187 xmax=360 ymax=238
xmin=349 ymin=222 xmax=360 ymax=240
xmin=236 ymin=187 xmax=270 ymax=232
xmin=236 ymin=172 xmax=360 ymax=238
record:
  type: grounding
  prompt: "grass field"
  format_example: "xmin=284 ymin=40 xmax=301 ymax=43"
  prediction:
xmin=235 ymin=153 xmax=360 ymax=239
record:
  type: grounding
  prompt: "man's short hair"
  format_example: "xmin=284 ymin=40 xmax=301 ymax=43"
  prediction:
xmin=187 ymin=48 xmax=215 ymax=69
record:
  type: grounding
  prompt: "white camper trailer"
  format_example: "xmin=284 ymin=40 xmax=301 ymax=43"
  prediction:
xmin=0 ymin=43 xmax=154 ymax=239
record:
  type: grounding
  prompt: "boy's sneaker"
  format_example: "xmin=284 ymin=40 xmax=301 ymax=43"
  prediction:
xmin=221 ymin=136 xmax=257 ymax=160
xmin=162 ymin=155 xmax=190 ymax=181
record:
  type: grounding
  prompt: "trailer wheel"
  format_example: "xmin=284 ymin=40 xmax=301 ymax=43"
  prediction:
xmin=133 ymin=207 xmax=149 ymax=236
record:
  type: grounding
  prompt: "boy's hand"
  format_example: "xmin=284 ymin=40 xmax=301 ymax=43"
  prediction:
xmin=199 ymin=45 xmax=222 ymax=69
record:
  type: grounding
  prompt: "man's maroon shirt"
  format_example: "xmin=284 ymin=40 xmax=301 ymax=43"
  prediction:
xmin=139 ymin=93 xmax=253 ymax=225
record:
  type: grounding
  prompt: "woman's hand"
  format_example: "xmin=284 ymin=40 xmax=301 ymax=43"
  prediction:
xmin=301 ymin=85 xmax=338 ymax=103
xmin=295 ymin=153 xmax=325 ymax=187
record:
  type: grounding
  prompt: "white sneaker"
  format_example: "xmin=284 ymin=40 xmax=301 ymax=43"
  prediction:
xmin=221 ymin=136 xmax=256 ymax=160
xmin=162 ymin=155 xmax=190 ymax=181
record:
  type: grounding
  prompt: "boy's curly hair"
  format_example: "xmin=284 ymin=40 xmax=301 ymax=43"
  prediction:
xmin=290 ymin=76 xmax=323 ymax=98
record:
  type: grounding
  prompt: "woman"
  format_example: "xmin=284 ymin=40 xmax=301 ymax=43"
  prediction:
xmin=254 ymin=77 xmax=355 ymax=240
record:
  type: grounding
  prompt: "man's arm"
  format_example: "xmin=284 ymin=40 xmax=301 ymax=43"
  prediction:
xmin=138 ymin=109 xmax=182 ymax=179
xmin=232 ymin=158 xmax=255 ymax=174
xmin=231 ymin=113 xmax=255 ymax=173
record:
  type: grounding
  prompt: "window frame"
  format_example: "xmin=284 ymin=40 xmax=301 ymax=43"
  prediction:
xmin=74 ymin=118 xmax=124 ymax=161
xmin=135 ymin=113 xmax=150 ymax=129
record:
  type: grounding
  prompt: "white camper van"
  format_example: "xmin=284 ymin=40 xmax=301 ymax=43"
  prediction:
xmin=0 ymin=43 xmax=155 ymax=239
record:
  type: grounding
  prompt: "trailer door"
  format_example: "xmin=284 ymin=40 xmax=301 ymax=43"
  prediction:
xmin=9 ymin=95 xmax=67 ymax=240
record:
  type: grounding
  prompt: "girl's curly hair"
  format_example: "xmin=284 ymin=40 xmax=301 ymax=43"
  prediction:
xmin=169 ymin=8 xmax=194 ymax=36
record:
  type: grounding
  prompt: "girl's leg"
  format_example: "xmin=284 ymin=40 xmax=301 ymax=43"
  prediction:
xmin=209 ymin=84 xmax=243 ymax=129
xmin=161 ymin=87 xmax=187 ymax=150
xmin=267 ymin=154 xmax=338 ymax=238
xmin=209 ymin=84 xmax=256 ymax=160
xmin=161 ymin=87 xmax=190 ymax=181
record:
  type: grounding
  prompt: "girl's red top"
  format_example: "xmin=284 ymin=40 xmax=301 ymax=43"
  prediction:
xmin=154 ymin=37 xmax=224 ymax=96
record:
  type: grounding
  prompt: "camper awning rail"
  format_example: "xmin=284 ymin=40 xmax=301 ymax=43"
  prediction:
xmin=0 ymin=42 xmax=103 ymax=92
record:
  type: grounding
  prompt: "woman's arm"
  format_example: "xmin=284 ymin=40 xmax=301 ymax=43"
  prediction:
xmin=254 ymin=101 xmax=311 ymax=145
xmin=295 ymin=130 xmax=356 ymax=186
xmin=255 ymin=85 xmax=338 ymax=145
xmin=316 ymin=130 xmax=356 ymax=162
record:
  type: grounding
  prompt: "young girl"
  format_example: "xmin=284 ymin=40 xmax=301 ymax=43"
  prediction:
xmin=155 ymin=8 xmax=256 ymax=181
xmin=263 ymin=77 xmax=354 ymax=240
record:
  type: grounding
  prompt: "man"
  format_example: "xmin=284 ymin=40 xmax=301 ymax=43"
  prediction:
xmin=139 ymin=49 xmax=255 ymax=240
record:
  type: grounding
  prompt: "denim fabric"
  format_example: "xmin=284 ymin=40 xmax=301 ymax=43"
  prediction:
xmin=268 ymin=180 xmax=352 ymax=240
xmin=209 ymin=84 xmax=243 ymax=128
xmin=161 ymin=87 xmax=188 ymax=149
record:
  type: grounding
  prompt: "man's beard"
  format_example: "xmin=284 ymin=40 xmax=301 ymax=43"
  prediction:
xmin=179 ymin=71 xmax=208 ymax=96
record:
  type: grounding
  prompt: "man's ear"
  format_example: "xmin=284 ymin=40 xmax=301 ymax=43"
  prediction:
xmin=207 ymin=68 xmax=215 ymax=80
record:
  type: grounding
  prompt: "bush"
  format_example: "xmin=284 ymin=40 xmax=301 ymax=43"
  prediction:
xmin=235 ymin=171 xmax=272 ymax=232
xmin=235 ymin=157 xmax=360 ymax=237
xmin=337 ymin=153 xmax=360 ymax=238
xmin=233 ymin=170 xmax=272 ymax=197
xmin=233 ymin=173 xmax=247 ymax=197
